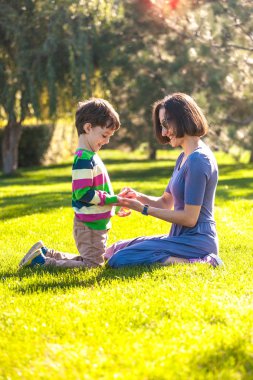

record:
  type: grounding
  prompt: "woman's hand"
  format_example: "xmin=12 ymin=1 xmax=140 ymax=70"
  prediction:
xmin=115 ymin=188 xmax=137 ymax=217
xmin=118 ymin=187 xmax=138 ymax=199
xmin=116 ymin=207 xmax=132 ymax=217
xmin=117 ymin=197 xmax=143 ymax=213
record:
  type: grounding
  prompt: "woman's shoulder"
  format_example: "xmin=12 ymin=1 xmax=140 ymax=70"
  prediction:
xmin=190 ymin=143 xmax=216 ymax=163
xmin=188 ymin=144 xmax=218 ymax=174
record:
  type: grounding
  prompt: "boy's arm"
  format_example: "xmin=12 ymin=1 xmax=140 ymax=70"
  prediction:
xmin=75 ymin=187 xmax=117 ymax=206
xmin=73 ymin=167 xmax=117 ymax=206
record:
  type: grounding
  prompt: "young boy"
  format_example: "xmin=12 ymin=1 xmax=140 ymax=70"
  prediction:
xmin=19 ymin=98 xmax=123 ymax=269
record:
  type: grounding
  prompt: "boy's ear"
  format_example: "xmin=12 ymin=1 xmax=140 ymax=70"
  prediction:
xmin=83 ymin=123 xmax=92 ymax=134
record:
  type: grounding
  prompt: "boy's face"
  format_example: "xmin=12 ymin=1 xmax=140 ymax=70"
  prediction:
xmin=84 ymin=125 xmax=115 ymax=152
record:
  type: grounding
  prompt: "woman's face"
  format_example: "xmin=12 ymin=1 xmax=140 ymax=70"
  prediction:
xmin=159 ymin=107 xmax=184 ymax=148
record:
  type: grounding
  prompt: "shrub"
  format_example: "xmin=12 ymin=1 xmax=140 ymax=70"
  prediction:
xmin=0 ymin=124 xmax=53 ymax=168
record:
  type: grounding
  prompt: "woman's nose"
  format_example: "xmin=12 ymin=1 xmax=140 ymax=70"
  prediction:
xmin=161 ymin=126 xmax=168 ymax=137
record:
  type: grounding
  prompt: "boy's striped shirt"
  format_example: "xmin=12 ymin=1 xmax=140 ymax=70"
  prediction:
xmin=72 ymin=149 xmax=117 ymax=230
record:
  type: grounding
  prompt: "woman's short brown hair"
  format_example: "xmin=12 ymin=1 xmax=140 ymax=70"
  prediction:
xmin=75 ymin=98 xmax=120 ymax=136
xmin=152 ymin=93 xmax=209 ymax=145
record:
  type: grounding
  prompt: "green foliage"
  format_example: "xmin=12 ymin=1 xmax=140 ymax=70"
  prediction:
xmin=0 ymin=0 xmax=124 ymax=121
xmin=0 ymin=150 xmax=253 ymax=379
xmin=97 ymin=0 xmax=253 ymax=159
xmin=1 ymin=0 xmax=253 ymax=174
xmin=0 ymin=124 xmax=52 ymax=168
xmin=18 ymin=124 xmax=53 ymax=167
xmin=0 ymin=0 xmax=125 ymax=173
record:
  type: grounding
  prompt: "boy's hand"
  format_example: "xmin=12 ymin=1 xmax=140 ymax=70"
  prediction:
xmin=114 ymin=188 xmax=138 ymax=217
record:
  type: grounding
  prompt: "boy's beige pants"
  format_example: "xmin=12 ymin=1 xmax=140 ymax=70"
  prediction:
xmin=44 ymin=217 xmax=108 ymax=268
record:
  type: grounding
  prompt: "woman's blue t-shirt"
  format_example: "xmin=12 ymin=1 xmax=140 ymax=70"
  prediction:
xmin=165 ymin=142 xmax=218 ymax=224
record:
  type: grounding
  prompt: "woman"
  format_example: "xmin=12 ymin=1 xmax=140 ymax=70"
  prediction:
xmin=106 ymin=93 xmax=223 ymax=268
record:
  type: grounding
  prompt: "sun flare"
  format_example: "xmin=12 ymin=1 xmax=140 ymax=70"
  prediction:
xmin=149 ymin=0 xmax=190 ymax=16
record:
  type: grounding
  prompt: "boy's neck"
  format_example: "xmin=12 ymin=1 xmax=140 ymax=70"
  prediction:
xmin=77 ymin=134 xmax=93 ymax=152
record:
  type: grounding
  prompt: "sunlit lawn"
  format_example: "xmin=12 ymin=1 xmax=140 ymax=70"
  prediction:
xmin=0 ymin=149 xmax=253 ymax=380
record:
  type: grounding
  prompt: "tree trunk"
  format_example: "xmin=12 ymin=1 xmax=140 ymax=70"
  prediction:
xmin=249 ymin=128 xmax=253 ymax=163
xmin=250 ymin=147 xmax=253 ymax=163
xmin=148 ymin=142 xmax=157 ymax=160
xmin=1 ymin=120 xmax=22 ymax=174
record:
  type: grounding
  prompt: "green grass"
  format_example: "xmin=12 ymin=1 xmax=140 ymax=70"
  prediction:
xmin=0 ymin=149 xmax=253 ymax=380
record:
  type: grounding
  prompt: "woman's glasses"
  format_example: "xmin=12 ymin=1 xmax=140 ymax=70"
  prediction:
xmin=160 ymin=117 xmax=174 ymax=130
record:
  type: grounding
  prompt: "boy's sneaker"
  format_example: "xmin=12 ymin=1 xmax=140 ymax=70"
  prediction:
xmin=189 ymin=253 xmax=223 ymax=268
xmin=19 ymin=241 xmax=45 ymax=268
xmin=19 ymin=248 xmax=46 ymax=268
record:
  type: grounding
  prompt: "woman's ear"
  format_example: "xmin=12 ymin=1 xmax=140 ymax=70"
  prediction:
xmin=83 ymin=123 xmax=92 ymax=134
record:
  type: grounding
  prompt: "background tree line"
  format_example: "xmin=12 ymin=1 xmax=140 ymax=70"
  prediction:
xmin=0 ymin=0 xmax=252 ymax=174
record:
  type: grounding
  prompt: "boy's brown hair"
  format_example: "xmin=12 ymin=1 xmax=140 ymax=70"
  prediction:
xmin=153 ymin=93 xmax=209 ymax=145
xmin=75 ymin=98 xmax=120 ymax=136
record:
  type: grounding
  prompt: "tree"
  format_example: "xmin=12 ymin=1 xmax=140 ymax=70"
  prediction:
xmin=97 ymin=0 xmax=253 ymax=161
xmin=94 ymin=0 xmax=194 ymax=158
xmin=0 ymin=0 xmax=123 ymax=174
xmin=158 ymin=0 xmax=253 ymax=161
xmin=1 ymin=0 xmax=252 ymax=172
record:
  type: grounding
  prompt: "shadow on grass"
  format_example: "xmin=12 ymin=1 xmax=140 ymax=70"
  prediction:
xmin=194 ymin=342 xmax=253 ymax=379
xmin=103 ymin=157 xmax=176 ymax=164
xmin=0 ymin=161 xmax=71 ymax=179
xmin=0 ymin=174 xmax=71 ymax=188
xmin=123 ymin=163 xmax=253 ymax=200
xmin=2 ymin=265 xmax=164 ymax=294
xmin=0 ymin=164 xmax=174 ymax=221
xmin=217 ymin=177 xmax=253 ymax=200
xmin=0 ymin=191 xmax=71 ymax=220
xmin=217 ymin=163 xmax=253 ymax=199
xmin=1 ymin=160 xmax=252 ymax=222
xmin=0 ymin=157 xmax=174 ymax=180
xmin=218 ymin=162 xmax=253 ymax=175
xmin=0 ymin=158 xmax=176 ymax=187
xmin=110 ymin=165 xmax=174 ymax=182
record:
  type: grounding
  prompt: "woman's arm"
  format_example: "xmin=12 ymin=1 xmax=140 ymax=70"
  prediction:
xmin=116 ymin=197 xmax=201 ymax=228
xmin=147 ymin=203 xmax=201 ymax=227
xmin=120 ymin=187 xmax=174 ymax=210
xmin=138 ymin=191 xmax=174 ymax=210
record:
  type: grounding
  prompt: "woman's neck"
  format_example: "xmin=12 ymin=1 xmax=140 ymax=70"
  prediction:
xmin=182 ymin=136 xmax=201 ymax=157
